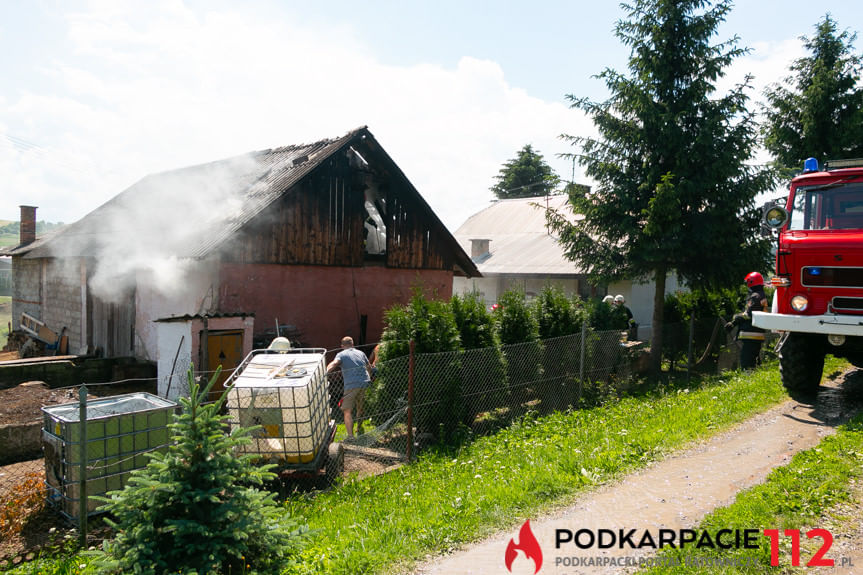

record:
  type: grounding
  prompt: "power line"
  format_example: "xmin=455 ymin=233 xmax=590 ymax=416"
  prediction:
xmin=1 ymin=131 xmax=106 ymax=177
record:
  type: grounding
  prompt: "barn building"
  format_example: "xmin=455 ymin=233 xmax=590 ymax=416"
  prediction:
xmin=3 ymin=127 xmax=478 ymax=396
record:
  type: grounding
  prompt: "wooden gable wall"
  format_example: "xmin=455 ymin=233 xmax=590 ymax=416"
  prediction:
xmin=220 ymin=155 xmax=362 ymax=266
xmin=386 ymin=185 xmax=453 ymax=270
xmin=219 ymin=147 xmax=455 ymax=271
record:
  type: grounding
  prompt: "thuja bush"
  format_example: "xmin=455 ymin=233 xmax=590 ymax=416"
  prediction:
xmin=95 ymin=369 xmax=308 ymax=575
xmin=586 ymin=297 xmax=629 ymax=330
xmin=533 ymin=285 xmax=586 ymax=411
xmin=533 ymin=284 xmax=584 ymax=339
xmin=375 ymin=292 xmax=463 ymax=441
xmin=451 ymin=291 xmax=507 ymax=424
xmin=494 ymin=288 xmax=543 ymax=401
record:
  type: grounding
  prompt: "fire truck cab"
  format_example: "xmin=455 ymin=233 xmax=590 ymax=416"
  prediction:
xmin=754 ymin=157 xmax=863 ymax=392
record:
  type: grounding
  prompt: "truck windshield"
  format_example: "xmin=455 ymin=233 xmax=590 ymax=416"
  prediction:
xmin=789 ymin=182 xmax=863 ymax=230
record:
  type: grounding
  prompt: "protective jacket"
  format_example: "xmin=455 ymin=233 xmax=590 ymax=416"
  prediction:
xmin=732 ymin=286 xmax=769 ymax=341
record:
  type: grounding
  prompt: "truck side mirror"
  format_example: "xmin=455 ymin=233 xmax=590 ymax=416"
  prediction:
xmin=764 ymin=206 xmax=788 ymax=229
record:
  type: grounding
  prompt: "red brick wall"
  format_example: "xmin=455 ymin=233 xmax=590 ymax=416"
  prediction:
xmin=218 ymin=263 xmax=453 ymax=348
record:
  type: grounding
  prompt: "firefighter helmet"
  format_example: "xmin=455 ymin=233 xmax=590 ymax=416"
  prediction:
xmin=744 ymin=272 xmax=764 ymax=288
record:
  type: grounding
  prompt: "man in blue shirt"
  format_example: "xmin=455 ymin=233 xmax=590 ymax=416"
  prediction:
xmin=326 ymin=336 xmax=372 ymax=438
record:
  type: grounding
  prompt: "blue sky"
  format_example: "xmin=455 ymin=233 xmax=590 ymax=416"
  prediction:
xmin=2 ymin=1 xmax=862 ymax=230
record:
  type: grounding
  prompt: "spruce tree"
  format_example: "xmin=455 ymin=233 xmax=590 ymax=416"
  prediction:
xmin=550 ymin=0 xmax=773 ymax=374
xmin=97 ymin=369 xmax=308 ymax=574
xmin=762 ymin=15 xmax=863 ymax=170
xmin=490 ymin=144 xmax=561 ymax=199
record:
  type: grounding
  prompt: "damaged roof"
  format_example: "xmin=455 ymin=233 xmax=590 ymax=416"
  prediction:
xmin=454 ymin=195 xmax=585 ymax=276
xmin=5 ymin=126 xmax=478 ymax=277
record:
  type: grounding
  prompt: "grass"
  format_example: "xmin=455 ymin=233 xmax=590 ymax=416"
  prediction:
xmin=0 ymin=295 xmax=11 ymax=342
xmin=0 ymin=358 xmax=842 ymax=574
xmin=281 ymin=360 xmax=820 ymax=575
xmin=639 ymin=409 xmax=863 ymax=574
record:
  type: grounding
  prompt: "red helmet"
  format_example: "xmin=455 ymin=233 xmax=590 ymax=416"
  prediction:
xmin=744 ymin=272 xmax=764 ymax=288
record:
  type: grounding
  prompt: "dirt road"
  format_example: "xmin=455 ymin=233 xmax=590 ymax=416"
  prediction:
xmin=412 ymin=369 xmax=863 ymax=575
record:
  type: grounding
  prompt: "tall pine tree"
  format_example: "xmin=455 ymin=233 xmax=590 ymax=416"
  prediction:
xmin=550 ymin=0 xmax=773 ymax=373
xmin=490 ymin=144 xmax=561 ymax=199
xmin=762 ymin=15 xmax=863 ymax=170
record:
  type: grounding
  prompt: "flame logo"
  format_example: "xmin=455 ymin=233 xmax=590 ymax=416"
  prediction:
xmin=505 ymin=519 xmax=543 ymax=574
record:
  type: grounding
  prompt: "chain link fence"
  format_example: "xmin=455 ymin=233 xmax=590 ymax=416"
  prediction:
xmin=0 ymin=319 xmax=772 ymax=563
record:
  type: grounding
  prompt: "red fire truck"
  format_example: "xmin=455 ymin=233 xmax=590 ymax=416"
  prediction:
xmin=754 ymin=157 xmax=863 ymax=392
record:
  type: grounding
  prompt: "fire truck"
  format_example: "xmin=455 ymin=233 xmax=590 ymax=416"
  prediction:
xmin=753 ymin=157 xmax=863 ymax=392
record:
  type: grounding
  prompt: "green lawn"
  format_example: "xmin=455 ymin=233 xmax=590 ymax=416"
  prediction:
xmin=282 ymin=361 xmax=827 ymax=575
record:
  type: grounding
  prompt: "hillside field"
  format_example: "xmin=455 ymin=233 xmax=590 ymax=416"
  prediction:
xmin=0 ymin=220 xmax=15 ymax=248
xmin=0 ymin=295 xmax=11 ymax=341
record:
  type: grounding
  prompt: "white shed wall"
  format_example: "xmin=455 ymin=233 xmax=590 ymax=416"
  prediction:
xmin=135 ymin=258 xmax=221 ymax=362
xmin=156 ymin=321 xmax=193 ymax=401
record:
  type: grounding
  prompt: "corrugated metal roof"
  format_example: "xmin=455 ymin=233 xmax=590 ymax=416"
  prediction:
xmin=154 ymin=312 xmax=254 ymax=322
xmin=453 ymin=195 xmax=586 ymax=276
xmin=17 ymin=130 xmax=354 ymax=260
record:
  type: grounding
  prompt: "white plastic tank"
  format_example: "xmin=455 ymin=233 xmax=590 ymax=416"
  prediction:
xmin=226 ymin=348 xmax=329 ymax=464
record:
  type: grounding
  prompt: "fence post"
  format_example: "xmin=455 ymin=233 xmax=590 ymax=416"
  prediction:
xmin=78 ymin=385 xmax=88 ymax=547
xmin=579 ymin=321 xmax=587 ymax=393
xmin=687 ymin=314 xmax=695 ymax=383
xmin=406 ymin=340 xmax=415 ymax=462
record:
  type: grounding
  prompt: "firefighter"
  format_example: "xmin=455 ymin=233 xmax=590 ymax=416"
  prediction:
xmin=727 ymin=272 xmax=769 ymax=369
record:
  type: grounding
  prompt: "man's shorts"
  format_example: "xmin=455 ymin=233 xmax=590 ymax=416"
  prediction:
xmin=342 ymin=387 xmax=366 ymax=412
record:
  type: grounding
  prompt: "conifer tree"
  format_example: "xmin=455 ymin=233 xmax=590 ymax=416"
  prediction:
xmin=97 ymin=369 xmax=308 ymax=574
xmin=762 ymin=15 xmax=863 ymax=170
xmin=490 ymin=144 xmax=561 ymax=199
xmin=550 ymin=0 xmax=773 ymax=374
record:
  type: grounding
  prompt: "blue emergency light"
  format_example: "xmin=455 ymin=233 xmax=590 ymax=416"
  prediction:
xmin=809 ymin=268 xmax=822 ymax=276
xmin=803 ymin=157 xmax=819 ymax=173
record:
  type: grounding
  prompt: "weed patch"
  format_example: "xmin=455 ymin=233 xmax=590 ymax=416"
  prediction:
xmin=0 ymin=473 xmax=45 ymax=540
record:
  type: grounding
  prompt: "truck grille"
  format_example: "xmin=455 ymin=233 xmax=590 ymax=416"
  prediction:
xmin=832 ymin=297 xmax=863 ymax=311
xmin=802 ymin=266 xmax=863 ymax=288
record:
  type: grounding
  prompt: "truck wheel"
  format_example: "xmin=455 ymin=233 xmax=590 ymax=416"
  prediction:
xmin=779 ymin=333 xmax=825 ymax=393
xmin=325 ymin=442 xmax=345 ymax=483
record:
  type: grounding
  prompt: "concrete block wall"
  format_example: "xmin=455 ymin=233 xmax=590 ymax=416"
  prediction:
xmin=42 ymin=259 xmax=84 ymax=353
xmin=0 ymin=422 xmax=42 ymax=464
xmin=11 ymin=257 xmax=42 ymax=326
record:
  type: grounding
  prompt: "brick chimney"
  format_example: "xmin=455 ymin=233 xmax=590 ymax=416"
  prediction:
xmin=19 ymin=205 xmax=37 ymax=245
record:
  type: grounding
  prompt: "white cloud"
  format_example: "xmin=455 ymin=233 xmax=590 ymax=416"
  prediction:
xmin=2 ymin=1 xmax=809 ymax=231
xmin=1 ymin=0 xmax=589 ymax=231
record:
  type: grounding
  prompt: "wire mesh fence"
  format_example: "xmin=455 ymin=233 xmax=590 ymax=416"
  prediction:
xmin=0 ymin=317 xmax=773 ymax=562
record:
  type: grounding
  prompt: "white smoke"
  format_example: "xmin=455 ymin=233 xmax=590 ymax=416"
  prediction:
xmin=79 ymin=153 xmax=264 ymax=305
